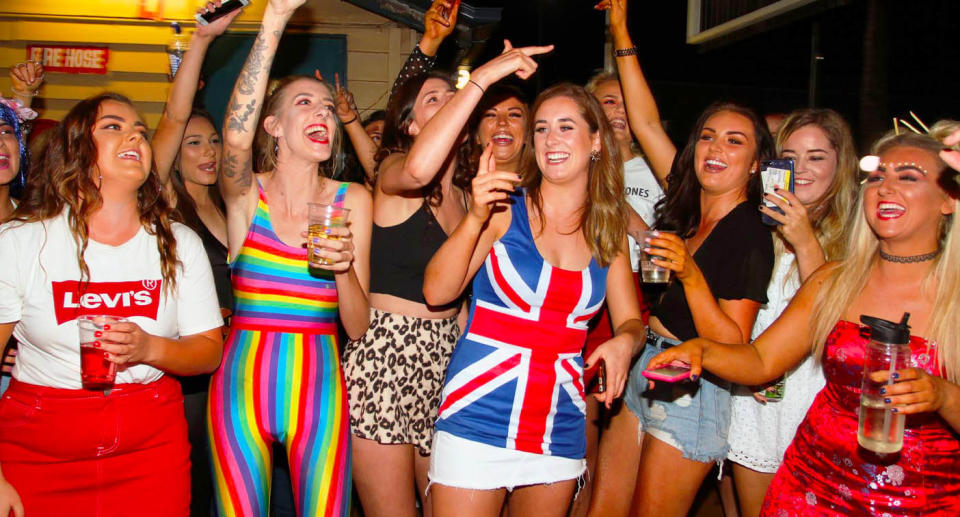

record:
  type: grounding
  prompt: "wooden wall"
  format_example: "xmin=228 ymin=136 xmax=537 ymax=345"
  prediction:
xmin=0 ymin=0 xmax=421 ymax=127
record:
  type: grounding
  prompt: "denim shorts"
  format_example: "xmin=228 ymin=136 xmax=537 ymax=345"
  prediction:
xmin=624 ymin=332 xmax=732 ymax=463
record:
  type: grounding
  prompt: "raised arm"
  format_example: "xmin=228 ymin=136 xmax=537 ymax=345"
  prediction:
xmin=153 ymin=3 xmax=241 ymax=195
xmin=379 ymin=42 xmax=552 ymax=195
xmin=598 ymin=0 xmax=676 ymax=183
xmin=423 ymin=146 xmax=516 ymax=305
xmin=8 ymin=61 xmax=43 ymax=110
xmin=390 ymin=0 xmax=459 ymax=97
xmin=220 ymin=0 xmax=305 ymax=202
xmin=322 ymin=71 xmax=379 ymax=185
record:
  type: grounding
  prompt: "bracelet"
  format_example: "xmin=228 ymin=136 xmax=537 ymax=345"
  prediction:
xmin=341 ymin=114 xmax=358 ymax=126
xmin=11 ymin=87 xmax=38 ymax=97
xmin=468 ymin=79 xmax=485 ymax=94
xmin=614 ymin=46 xmax=639 ymax=57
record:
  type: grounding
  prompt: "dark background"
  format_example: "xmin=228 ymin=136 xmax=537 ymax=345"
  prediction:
xmin=431 ymin=0 xmax=960 ymax=152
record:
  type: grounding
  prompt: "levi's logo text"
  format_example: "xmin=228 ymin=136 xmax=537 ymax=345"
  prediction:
xmin=52 ymin=280 xmax=162 ymax=324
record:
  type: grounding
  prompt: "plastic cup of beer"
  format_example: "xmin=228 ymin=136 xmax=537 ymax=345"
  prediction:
xmin=637 ymin=230 xmax=673 ymax=284
xmin=307 ymin=203 xmax=350 ymax=272
xmin=78 ymin=315 xmax=126 ymax=390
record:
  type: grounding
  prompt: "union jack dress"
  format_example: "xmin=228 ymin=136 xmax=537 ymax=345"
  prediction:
xmin=435 ymin=190 xmax=608 ymax=459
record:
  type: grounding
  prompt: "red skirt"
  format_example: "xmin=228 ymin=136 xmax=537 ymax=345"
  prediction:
xmin=0 ymin=376 xmax=190 ymax=517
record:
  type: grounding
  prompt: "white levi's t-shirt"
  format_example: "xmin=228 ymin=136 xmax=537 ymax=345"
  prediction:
xmin=624 ymin=156 xmax=665 ymax=271
xmin=0 ymin=211 xmax=223 ymax=389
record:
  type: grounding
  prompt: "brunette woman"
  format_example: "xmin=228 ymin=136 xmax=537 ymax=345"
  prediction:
xmin=343 ymin=42 xmax=551 ymax=517
xmin=423 ymin=83 xmax=644 ymax=517
xmin=592 ymin=2 xmax=774 ymax=516
xmin=207 ymin=0 xmax=372 ymax=514
xmin=726 ymin=109 xmax=859 ymax=516
xmin=0 ymin=92 xmax=224 ymax=517
xmin=650 ymin=124 xmax=960 ymax=516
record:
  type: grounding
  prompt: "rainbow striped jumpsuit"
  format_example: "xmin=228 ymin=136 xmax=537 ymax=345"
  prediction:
xmin=208 ymin=182 xmax=351 ymax=517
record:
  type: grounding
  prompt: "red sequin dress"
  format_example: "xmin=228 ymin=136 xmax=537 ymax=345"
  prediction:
xmin=761 ymin=320 xmax=960 ymax=516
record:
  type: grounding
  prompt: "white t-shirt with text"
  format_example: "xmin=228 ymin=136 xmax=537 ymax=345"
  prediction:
xmin=624 ymin=156 xmax=665 ymax=271
xmin=0 ymin=211 xmax=223 ymax=389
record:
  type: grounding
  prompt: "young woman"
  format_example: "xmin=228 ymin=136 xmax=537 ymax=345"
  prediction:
xmin=726 ymin=109 xmax=859 ymax=517
xmin=0 ymin=92 xmax=224 ymax=517
xmin=470 ymin=83 xmax=529 ymax=173
xmin=344 ymin=43 xmax=550 ymax=517
xmin=649 ymin=124 xmax=960 ymax=515
xmin=207 ymin=0 xmax=373 ymax=515
xmin=591 ymin=2 xmax=775 ymax=516
xmin=149 ymin=9 xmax=239 ymax=514
xmin=423 ymin=83 xmax=644 ymax=517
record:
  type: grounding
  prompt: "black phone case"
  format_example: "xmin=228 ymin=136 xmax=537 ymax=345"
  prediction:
xmin=760 ymin=159 xmax=795 ymax=226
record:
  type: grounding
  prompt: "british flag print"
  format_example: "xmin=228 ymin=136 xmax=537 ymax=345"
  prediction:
xmin=435 ymin=196 xmax=608 ymax=460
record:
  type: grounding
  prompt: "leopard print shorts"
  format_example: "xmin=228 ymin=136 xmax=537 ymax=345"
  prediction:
xmin=343 ymin=308 xmax=459 ymax=456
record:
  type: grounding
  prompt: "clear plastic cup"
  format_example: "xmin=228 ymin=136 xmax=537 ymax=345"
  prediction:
xmin=307 ymin=203 xmax=350 ymax=273
xmin=636 ymin=230 xmax=673 ymax=284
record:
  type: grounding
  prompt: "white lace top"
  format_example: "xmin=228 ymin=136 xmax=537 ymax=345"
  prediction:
xmin=726 ymin=253 xmax=827 ymax=473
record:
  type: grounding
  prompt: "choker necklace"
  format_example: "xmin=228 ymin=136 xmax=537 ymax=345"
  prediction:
xmin=879 ymin=248 xmax=941 ymax=263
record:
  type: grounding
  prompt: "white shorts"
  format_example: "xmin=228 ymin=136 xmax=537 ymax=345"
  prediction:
xmin=427 ymin=431 xmax=586 ymax=491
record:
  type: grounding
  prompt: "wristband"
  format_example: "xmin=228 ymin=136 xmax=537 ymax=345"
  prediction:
xmin=11 ymin=87 xmax=38 ymax=97
xmin=341 ymin=114 xmax=358 ymax=126
xmin=614 ymin=46 xmax=639 ymax=57
xmin=468 ymin=79 xmax=485 ymax=94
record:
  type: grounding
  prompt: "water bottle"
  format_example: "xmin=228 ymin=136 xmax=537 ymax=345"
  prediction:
xmin=857 ymin=312 xmax=912 ymax=455
xmin=167 ymin=22 xmax=189 ymax=81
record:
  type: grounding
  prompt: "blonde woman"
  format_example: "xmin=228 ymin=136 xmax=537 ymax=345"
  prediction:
xmin=726 ymin=108 xmax=859 ymax=516
xmin=649 ymin=124 xmax=960 ymax=515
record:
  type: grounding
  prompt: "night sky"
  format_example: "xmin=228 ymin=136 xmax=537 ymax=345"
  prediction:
xmin=435 ymin=0 xmax=960 ymax=151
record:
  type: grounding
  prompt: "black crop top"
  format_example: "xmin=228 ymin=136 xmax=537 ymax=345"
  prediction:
xmin=370 ymin=203 xmax=450 ymax=306
xmin=651 ymin=202 xmax=774 ymax=342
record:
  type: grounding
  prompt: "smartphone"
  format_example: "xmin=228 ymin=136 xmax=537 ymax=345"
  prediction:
xmin=195 ymin=0 xmax=250 ymax=25
xmin=642 ymin=362 xmax=691 ymax=383
xmin=438 ymin=0 xmax=460 ymax=22
xmin=760 ymin=158 xmax=795 ymax=226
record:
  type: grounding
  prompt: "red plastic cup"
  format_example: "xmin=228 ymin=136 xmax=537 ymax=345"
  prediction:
xmin=78 ymin=315 xmax=126 ymax=390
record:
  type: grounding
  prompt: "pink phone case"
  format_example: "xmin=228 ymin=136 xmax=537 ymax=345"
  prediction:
xmin=642 ymin=363 xmax=691 ymax=382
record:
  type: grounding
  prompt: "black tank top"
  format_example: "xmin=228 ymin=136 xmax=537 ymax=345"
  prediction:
xmin=370 ymin=203 xmax=451 ymax=307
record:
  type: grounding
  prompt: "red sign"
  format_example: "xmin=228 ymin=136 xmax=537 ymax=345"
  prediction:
xmin=27 ymin=45 xmax=109 ymax=75
xmin=52 ymin=280 xmax=163 ymax=324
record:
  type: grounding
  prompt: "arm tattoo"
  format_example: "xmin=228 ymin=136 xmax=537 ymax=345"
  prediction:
xmin=222 ymin=149 xmax=253 ymax=189
xmin=226 ymin=99 xmax=257 ymax=133
xmin=235 ymin=26 xmax=280 ymax=96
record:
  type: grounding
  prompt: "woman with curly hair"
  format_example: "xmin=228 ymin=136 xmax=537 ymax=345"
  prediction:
xmin=0 ymin=92 xmax=224 ymax=517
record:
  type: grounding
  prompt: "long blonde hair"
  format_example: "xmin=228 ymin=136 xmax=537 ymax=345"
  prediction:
xmin=774 ymin=109 xmax=859 ymax=267
xmin=520 ymin=83 xmax=626 ymax=267
xmin=809 ymin=123 xmax=960 ymax=383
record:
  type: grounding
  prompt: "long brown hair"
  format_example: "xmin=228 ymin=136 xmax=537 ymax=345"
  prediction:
xmin=11 ymin=93 xmax=180 ymax=292
xmin=519 ymin=83 xmax=627 ymax=267
xmin=170 ymin=109 xmax=227 ymax=232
